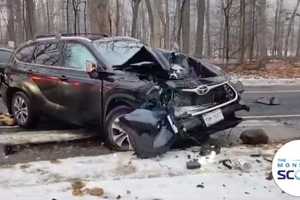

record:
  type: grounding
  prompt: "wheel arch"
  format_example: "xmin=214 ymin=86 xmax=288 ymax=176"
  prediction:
xmin=5 ymin=87 xmax=31 ymax=114
xmin=104 ymin=94 xmax=137 ymax=118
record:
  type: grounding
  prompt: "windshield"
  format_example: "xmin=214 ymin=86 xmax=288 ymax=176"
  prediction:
xmin=93 ymin=39 xmax=144 ymax=66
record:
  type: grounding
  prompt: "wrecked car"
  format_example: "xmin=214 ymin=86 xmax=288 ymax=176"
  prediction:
xmin=0 ymin=34 xmax=248 ymax=152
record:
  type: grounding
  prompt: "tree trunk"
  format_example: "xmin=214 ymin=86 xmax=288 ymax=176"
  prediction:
xmin=145 ymin=0 xmax=161 ymax=48
xmin=15 ymin=0 xmax=23 ymax=44
xmin=248 ymin=0 xmax=256 ymax=61
xmin=239 ymin=0 xmax=246 ymax=64
xmin=296 ymin=19 xmax=300 ymax=56
xmin=256 ymin=0 xmax=268 ymax=67
xmin=7 ymin=0 xmax=16 ymax=42
xmin=205 ymin=0 xmax=211 ymax=57
xmin=284 ymin=0 xmax=300 ymax=57
xmin=164 ymin=0 xmax=170 ymax=49
xmin=46 ymin=0 xmax=50 ymax=33
xmin=182 ymin=0 xmax=190 ymax=54
xmin=88 ymin=0 xmax=110 ymax=35
xmin=115 ymin=0 xmax=120 ymax=35
xmin=131 ymin=0 xmax=141 ymax=38
xmin=25 ymin=0 xmax=36 ymax=40
xmin=66 ymin=0 xmax=70 ymax=33
xmin=195 ymin=0 xmax=205 ymax=57
xmin=223 ymin=0 xmax=233 ymax=64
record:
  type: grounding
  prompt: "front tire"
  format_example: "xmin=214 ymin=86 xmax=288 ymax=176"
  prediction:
xmin=105 ymin=105 xmax=134 ymax=151
xmin=11 ymin=92 xmax=38 ymax=128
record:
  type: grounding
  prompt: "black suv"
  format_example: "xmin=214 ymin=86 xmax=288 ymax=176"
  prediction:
xmin=0 ymin=34 xmax=248 ymax=150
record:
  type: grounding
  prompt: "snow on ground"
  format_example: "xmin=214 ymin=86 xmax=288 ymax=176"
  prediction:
xmin=231 ymin=75 xmax=300 ymax=86
xmin=0 ymin=144 xmax=294 ymax=200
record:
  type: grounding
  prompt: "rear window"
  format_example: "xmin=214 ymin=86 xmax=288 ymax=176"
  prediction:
xmin=0 ymin=50 xmax=12 ymax=64
xmin=16 ymin=45 xmax=35 ymax=63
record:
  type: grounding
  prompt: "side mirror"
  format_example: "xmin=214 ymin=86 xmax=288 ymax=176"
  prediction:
xmin=86 ymin=61 xmax=99 ymax=79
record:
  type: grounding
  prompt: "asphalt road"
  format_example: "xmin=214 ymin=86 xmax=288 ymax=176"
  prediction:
xmin=239 ymin=85 xmax=300 ymax=119
xmin=1 ymin=85 xmax=298 ymax=120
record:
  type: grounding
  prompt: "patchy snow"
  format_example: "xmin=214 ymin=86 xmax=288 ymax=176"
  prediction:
xmin=231 ymin=75 xmax=300 ymax=86
xmin=0 ymin=144 xmax=293 ymax=200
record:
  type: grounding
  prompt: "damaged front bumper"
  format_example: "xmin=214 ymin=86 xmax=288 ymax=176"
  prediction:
xmin=173 ymin=81 xmax=249 ymax=133
xmin=178 ymin=101 xmax=249 ymax=134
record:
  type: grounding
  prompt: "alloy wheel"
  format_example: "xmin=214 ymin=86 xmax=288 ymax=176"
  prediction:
xmin=111 ymin=116 xmax=133 ymax=150
xmin=13 ymin=96 xmax=29 ymax=125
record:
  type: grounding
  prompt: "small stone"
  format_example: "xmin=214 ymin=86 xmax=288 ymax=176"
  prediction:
xmin=85 ymin=187 xmax=104 ymax=197
xmin=266 ymin=172 xmax=273 ymax=180
xmin=244 ymin=192 xmax=250 ymax=195
xmin=196 ymin=184 xmax=204 ymax=188
xmin=187 ymin=154 xmax=191 ymax=159
xmin=116 ymin=195 xmax=122 ymax=199
xmin=240 ymin=129 xmax=269 ymax=145
xmin=186 ymin=160 xmax=201 ymax=170
xmin=219 ymin=159 xmax=233 ymax=170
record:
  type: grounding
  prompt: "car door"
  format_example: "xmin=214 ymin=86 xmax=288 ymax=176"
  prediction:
xmin=59 ymin=41 xmax=101 ymax=125
xmin=13 ymin=41 xmax=66 ymax=115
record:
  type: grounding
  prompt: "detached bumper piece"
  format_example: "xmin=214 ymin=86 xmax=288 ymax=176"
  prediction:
xmin=119 ymin=109 xmax=177 ymax=158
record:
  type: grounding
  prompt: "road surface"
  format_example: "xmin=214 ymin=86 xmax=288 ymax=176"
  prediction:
xmin=239 ymin=85 xmax=300 ymax=119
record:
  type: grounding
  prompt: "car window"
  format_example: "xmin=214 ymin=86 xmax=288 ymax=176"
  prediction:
xmin=34 ymin=42 xmax=61 ymax=66
xmin=93 ymin=39 xmax=143 ymax=66
xmin=63 ymin=42 xmax=97 ymax=71
xmin=0 ymin=50 xmax=12 ymax=64
xmin=16 ymin=45 xmax=35 ymax=63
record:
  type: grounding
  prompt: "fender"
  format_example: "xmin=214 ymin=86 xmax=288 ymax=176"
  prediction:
xmin=104 ymin=93 xmax=138 ymax=116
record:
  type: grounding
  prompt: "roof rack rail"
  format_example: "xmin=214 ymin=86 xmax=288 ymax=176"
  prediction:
xmin=35 ymin=33 xmax=109 ymax=39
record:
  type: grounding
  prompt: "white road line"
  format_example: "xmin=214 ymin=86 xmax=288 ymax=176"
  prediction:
xmin=244 ymin=90 xmax=300 ymax=94
xmin=242 ymin=114 xmax=300 ymax=119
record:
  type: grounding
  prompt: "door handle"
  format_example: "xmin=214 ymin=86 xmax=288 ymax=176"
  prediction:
xmin=59 ymin=75 xmax=68 ymax=81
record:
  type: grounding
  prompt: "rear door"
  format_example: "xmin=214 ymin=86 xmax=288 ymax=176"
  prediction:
xmin=13 ymin=41 xmax=65 ymax=114
xmin=58 ymin=41 xmax=101 ymax=125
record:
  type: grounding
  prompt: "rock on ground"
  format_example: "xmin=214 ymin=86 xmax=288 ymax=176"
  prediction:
xmin=240 ymin=129 xmax=269 ymax=145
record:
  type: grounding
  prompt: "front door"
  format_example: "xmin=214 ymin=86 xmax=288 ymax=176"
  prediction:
xmin=58 ymin=41 xmax=101 ymax=125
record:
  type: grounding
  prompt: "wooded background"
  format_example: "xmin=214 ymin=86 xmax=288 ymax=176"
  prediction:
xmin=2 ymin=0 xmax=300 ymax=66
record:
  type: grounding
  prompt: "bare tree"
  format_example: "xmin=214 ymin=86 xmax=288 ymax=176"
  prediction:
xmin=145 ymin=0 xmax=162 ymax=47
xmin=131 ymin=0 xmax=142 ymax=38
xmin=248 ymin=0 xmax=256 ymax=61
xmin=297 ymin=18 xmax=300 ymax=56
xmin=24 ymin=0 xmax=36 ymax=39
xmin=205 ymin=0 xmax=211 ymax=57
xmin=7 ymin=0 xmax=16 ymax=42
xmin=256 ymin=0 xmax=268 ymax=67
xmin=115 ymin=0 xmax=121 ymax=35
xmin=239 ymin=0 xmax=246 ymax=64
xmin=195 ymin=0 xmax=205 ymax=57
xmin=223 ymin=0 xmax=233 ymax=64
xmin=88 ymin=0 xmax=110 ymax=35
xmin=284 ymin=0 xmax=300 ymax=56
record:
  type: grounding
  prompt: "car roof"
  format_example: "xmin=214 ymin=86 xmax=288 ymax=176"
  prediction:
xmin=0 ymin=48 xmax=13 ymax=53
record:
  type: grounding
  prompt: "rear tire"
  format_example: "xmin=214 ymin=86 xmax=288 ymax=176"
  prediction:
xmin=11 ymin=91 xmax=38 ymax=128
xmin=104 ymin=105 xmax=134 ymax=151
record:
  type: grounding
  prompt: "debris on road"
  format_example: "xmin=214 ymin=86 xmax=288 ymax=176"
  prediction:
xmin=200 ymin=145 xmax=221 ymax=156
xmin=71 ymin=180 xmax=104 ymax=197
xmin=196 ymin=183 xmax=205 ymax=188
xmin=0 ymin=113 xmax=16 ymax=126
xmin=186 ymin=159 xmax=201 ymax=170
xmin=240 ymin=129 xmax=269 ymax=145
xmin=266 ymin=172 xmax=273 ymax=181
xmin=220 ymin=159 xmax=233 ymax=169
xmin=256 ymin=96 xmax=280 ymax=105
